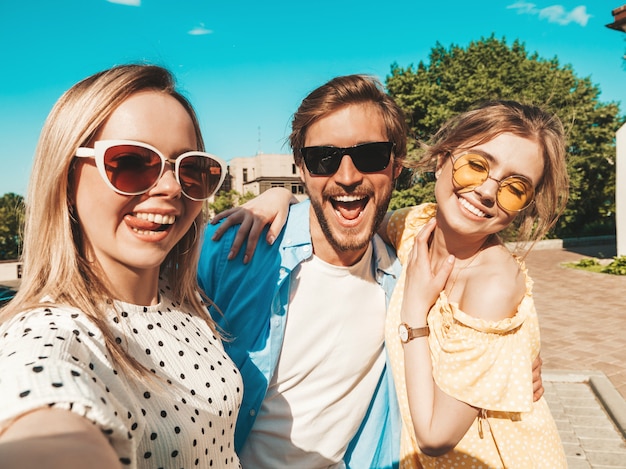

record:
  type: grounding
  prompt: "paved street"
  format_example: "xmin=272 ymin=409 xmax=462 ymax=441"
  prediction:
xmin=523 ymin=240 xmax=626 ymax=468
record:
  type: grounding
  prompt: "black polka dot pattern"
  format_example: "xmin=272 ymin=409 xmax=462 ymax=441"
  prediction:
xmin=0 ymin=282 xmax=242 ymax=468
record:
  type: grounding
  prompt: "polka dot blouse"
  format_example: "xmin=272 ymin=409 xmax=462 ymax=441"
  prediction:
xmin=0 ymin=283 xmax=242 ymax=469
xmin=384 ymin=205 xmax=566 ymax=468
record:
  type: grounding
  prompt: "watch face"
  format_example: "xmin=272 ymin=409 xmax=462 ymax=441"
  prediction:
xmin=398 ymin=323 xmax=409 ymax=342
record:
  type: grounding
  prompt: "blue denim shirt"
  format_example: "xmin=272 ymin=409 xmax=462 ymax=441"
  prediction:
xmin=198 ymin=200 xmax=401 ymax=468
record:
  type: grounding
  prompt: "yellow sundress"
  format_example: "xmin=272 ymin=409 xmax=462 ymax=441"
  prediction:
xmin=384 ymin=204 xmax=566 ymax=468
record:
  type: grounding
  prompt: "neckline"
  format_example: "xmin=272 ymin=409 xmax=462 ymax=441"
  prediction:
xmin=445 ymin=246 xmax=485 ymax=296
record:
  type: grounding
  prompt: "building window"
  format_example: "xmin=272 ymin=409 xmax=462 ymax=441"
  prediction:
xmin=242 ymin=168 xmax=248 ymax=183
xmin=292 ymin=164 xmax=297 ymax=175
xmin=271 ymin=183 xmax=284 ymax=188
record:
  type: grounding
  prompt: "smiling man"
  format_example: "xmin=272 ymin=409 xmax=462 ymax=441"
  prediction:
xmin=197 ymin=74 xmax=407 ymax=468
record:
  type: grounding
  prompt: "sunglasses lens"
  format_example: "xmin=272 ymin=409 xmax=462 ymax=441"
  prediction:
xmin=452 ymin=154 xmax=489 ymax=188
xmin=497 ymin=177 xmax=534 ymax=212
xmin=302 ymin=147 xmax=341 ymax=175
xmin=178 ymin=155 xmax=224 ymax=200
xmin=351 ymin=142 xmax=393 ymax=172
xmin=302 ymin=142 xmax=393 ymax=176
xmin=103 ymin=144 xmax=162 ymax=194
xmin=453 ymin=153 xmax=534 ymax=211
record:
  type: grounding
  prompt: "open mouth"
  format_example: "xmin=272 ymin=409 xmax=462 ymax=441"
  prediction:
xmin=127 ymin=212 xmax=176 ymax=234
xmin=459 ymin=197 xmax=491 ymax=218
xmin=330 ymin=194 xmax=369 ymax=221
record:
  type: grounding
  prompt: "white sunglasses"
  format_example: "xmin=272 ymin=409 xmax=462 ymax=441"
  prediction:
xmin=75 ymin=140 xmax=226 ymax=201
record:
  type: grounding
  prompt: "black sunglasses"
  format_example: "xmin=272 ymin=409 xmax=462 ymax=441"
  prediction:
xmin=300 ymin=142 xmax=394 ymax=176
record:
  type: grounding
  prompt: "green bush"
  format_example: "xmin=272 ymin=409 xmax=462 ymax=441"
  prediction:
xmin=602 ymin=256 xmax=626 ymax=276
xmin=575 ymin=258 xmax=601 ymax=268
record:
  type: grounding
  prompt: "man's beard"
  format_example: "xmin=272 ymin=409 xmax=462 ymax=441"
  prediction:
xmin=310 ymin=185 xmax=393 ymax=254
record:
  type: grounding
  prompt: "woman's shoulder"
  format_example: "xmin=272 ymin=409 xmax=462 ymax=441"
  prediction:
xmin=460 ymin=245 xmax=528 ymax=322
xmin=389 ymin=203 xmax=437 ymax=227
xmin=387 ymin=203 xmax=437 ymax=260
xmin=1 ymin=304 xmax=105 ymax=344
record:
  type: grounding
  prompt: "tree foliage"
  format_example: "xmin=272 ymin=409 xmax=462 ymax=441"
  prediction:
xmin=390 ymin=178 xmax=435 ymax=211
xmin=386 ymin=36 xmax=624 ymax=238
xmin=0 ymin=193 xmax=25 ymax=260
xmin=208 ymin=190 xmax=257 ymax=216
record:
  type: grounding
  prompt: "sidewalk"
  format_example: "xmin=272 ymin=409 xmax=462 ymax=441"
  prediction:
xmin=523 ymin=241 xmax=626 ymax=468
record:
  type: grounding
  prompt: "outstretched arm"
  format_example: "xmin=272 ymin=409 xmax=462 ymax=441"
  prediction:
xmin=210 ymin=187 xmax=297 ymax=263
xmin=0 ymin=408 xmax=122 ymax=469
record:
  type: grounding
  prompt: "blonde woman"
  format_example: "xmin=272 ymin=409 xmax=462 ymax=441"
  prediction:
xmin=0 ymin=64 xmax=242 ymax=469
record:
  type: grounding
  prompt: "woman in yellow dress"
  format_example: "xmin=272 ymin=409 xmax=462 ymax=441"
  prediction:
xmin=382 ymin=100 xmax=568 ymax=468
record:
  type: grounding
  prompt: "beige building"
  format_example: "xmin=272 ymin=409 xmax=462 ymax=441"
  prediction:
xmin=0 ymin=260 xmax=21 ymax=284
xmin=224 ymin=153 xmax=307 ymax=201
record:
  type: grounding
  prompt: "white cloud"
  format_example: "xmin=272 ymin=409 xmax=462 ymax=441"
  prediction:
xmin=507 ymin=2 xmax=538 ymax=14
xmin=507 ymin=2 xmax=591 ymax=27
xmin=188 ymin=23 xmax=213 ymax=36
xmin=568 ymin=6 xmax=592 ymax=26
xmin=107 ymin=0 xmax=141 ymax=6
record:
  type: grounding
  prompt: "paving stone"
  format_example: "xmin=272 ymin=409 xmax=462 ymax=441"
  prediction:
xmin=566 ymin=459 xmax=593 ymax=469
xmin=499 ymin=243 xmax=626 ymax=467
xmin=526 ymin=243 xmax=626 ymax=403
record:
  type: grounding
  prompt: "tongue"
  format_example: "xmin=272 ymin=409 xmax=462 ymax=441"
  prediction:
xmin=125 ymin=214 xmax=163 ymax=232
xmin=335 ymin=199 xmax=366 ymax=221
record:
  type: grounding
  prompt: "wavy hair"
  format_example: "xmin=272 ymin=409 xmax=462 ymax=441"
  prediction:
xmin=410 ymin=100 xmax=569 ymax=245
xmin=1 ymin=64 xmax=214 ymax=378
xmin=289 ymin=74 xmax=408 ymax=171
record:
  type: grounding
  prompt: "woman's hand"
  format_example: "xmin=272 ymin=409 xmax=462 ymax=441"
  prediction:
xmin=210 ymin=187 xmax=298 ymax=263
xmin=401 ymin=218 xmax=455 ymax=324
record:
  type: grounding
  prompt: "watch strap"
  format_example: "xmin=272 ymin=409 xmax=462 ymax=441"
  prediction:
xmin=400 ymin=323 xmax=430 ymax=343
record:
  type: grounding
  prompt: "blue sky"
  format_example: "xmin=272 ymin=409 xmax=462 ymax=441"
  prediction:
xmin=1 ymin=0 xmax=625 ymax=197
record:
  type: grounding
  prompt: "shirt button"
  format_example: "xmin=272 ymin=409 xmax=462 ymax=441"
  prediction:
xmin=249 ymin=409 xmax=256 ymax=417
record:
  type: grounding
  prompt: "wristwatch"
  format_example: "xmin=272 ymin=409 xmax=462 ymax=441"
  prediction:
xmin=398 ymin=323 xmax=429 ymax=343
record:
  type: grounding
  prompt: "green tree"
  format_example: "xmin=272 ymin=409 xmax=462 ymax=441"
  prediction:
xmin=208 ymin=190 xmax=257 ymax=215
xmin=386 ymin=36 xmax=624 ymax=238
xmin=390 ymin=178 xmax=435 ymax=211
xmin=0 ymin=193 xmax=25 ymax=260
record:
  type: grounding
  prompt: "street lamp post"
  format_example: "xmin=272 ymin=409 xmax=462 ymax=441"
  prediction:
xmin=606 ymin=5 xmax=626 ymax=257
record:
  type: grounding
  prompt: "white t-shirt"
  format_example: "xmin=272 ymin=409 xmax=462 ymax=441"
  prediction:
xmin=240 ymin=243 xmax=386 ymax=468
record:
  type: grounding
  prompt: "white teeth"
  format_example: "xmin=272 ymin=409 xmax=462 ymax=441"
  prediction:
xmin=132 ymin=228 xmax=163 ymax=235
xmin=134 ymin=212 xmax=176 ymax=224
xmin=332 ymin=195 xmax=365 ymax=202
xmin=459 ymin=197 xmax=486 ymax=217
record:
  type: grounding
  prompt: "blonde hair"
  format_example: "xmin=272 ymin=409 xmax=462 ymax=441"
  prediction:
xmin=410 ymin=100 xmax=569 ymax=244
xmin=1 ymin=64 xmax=214 ymax=378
